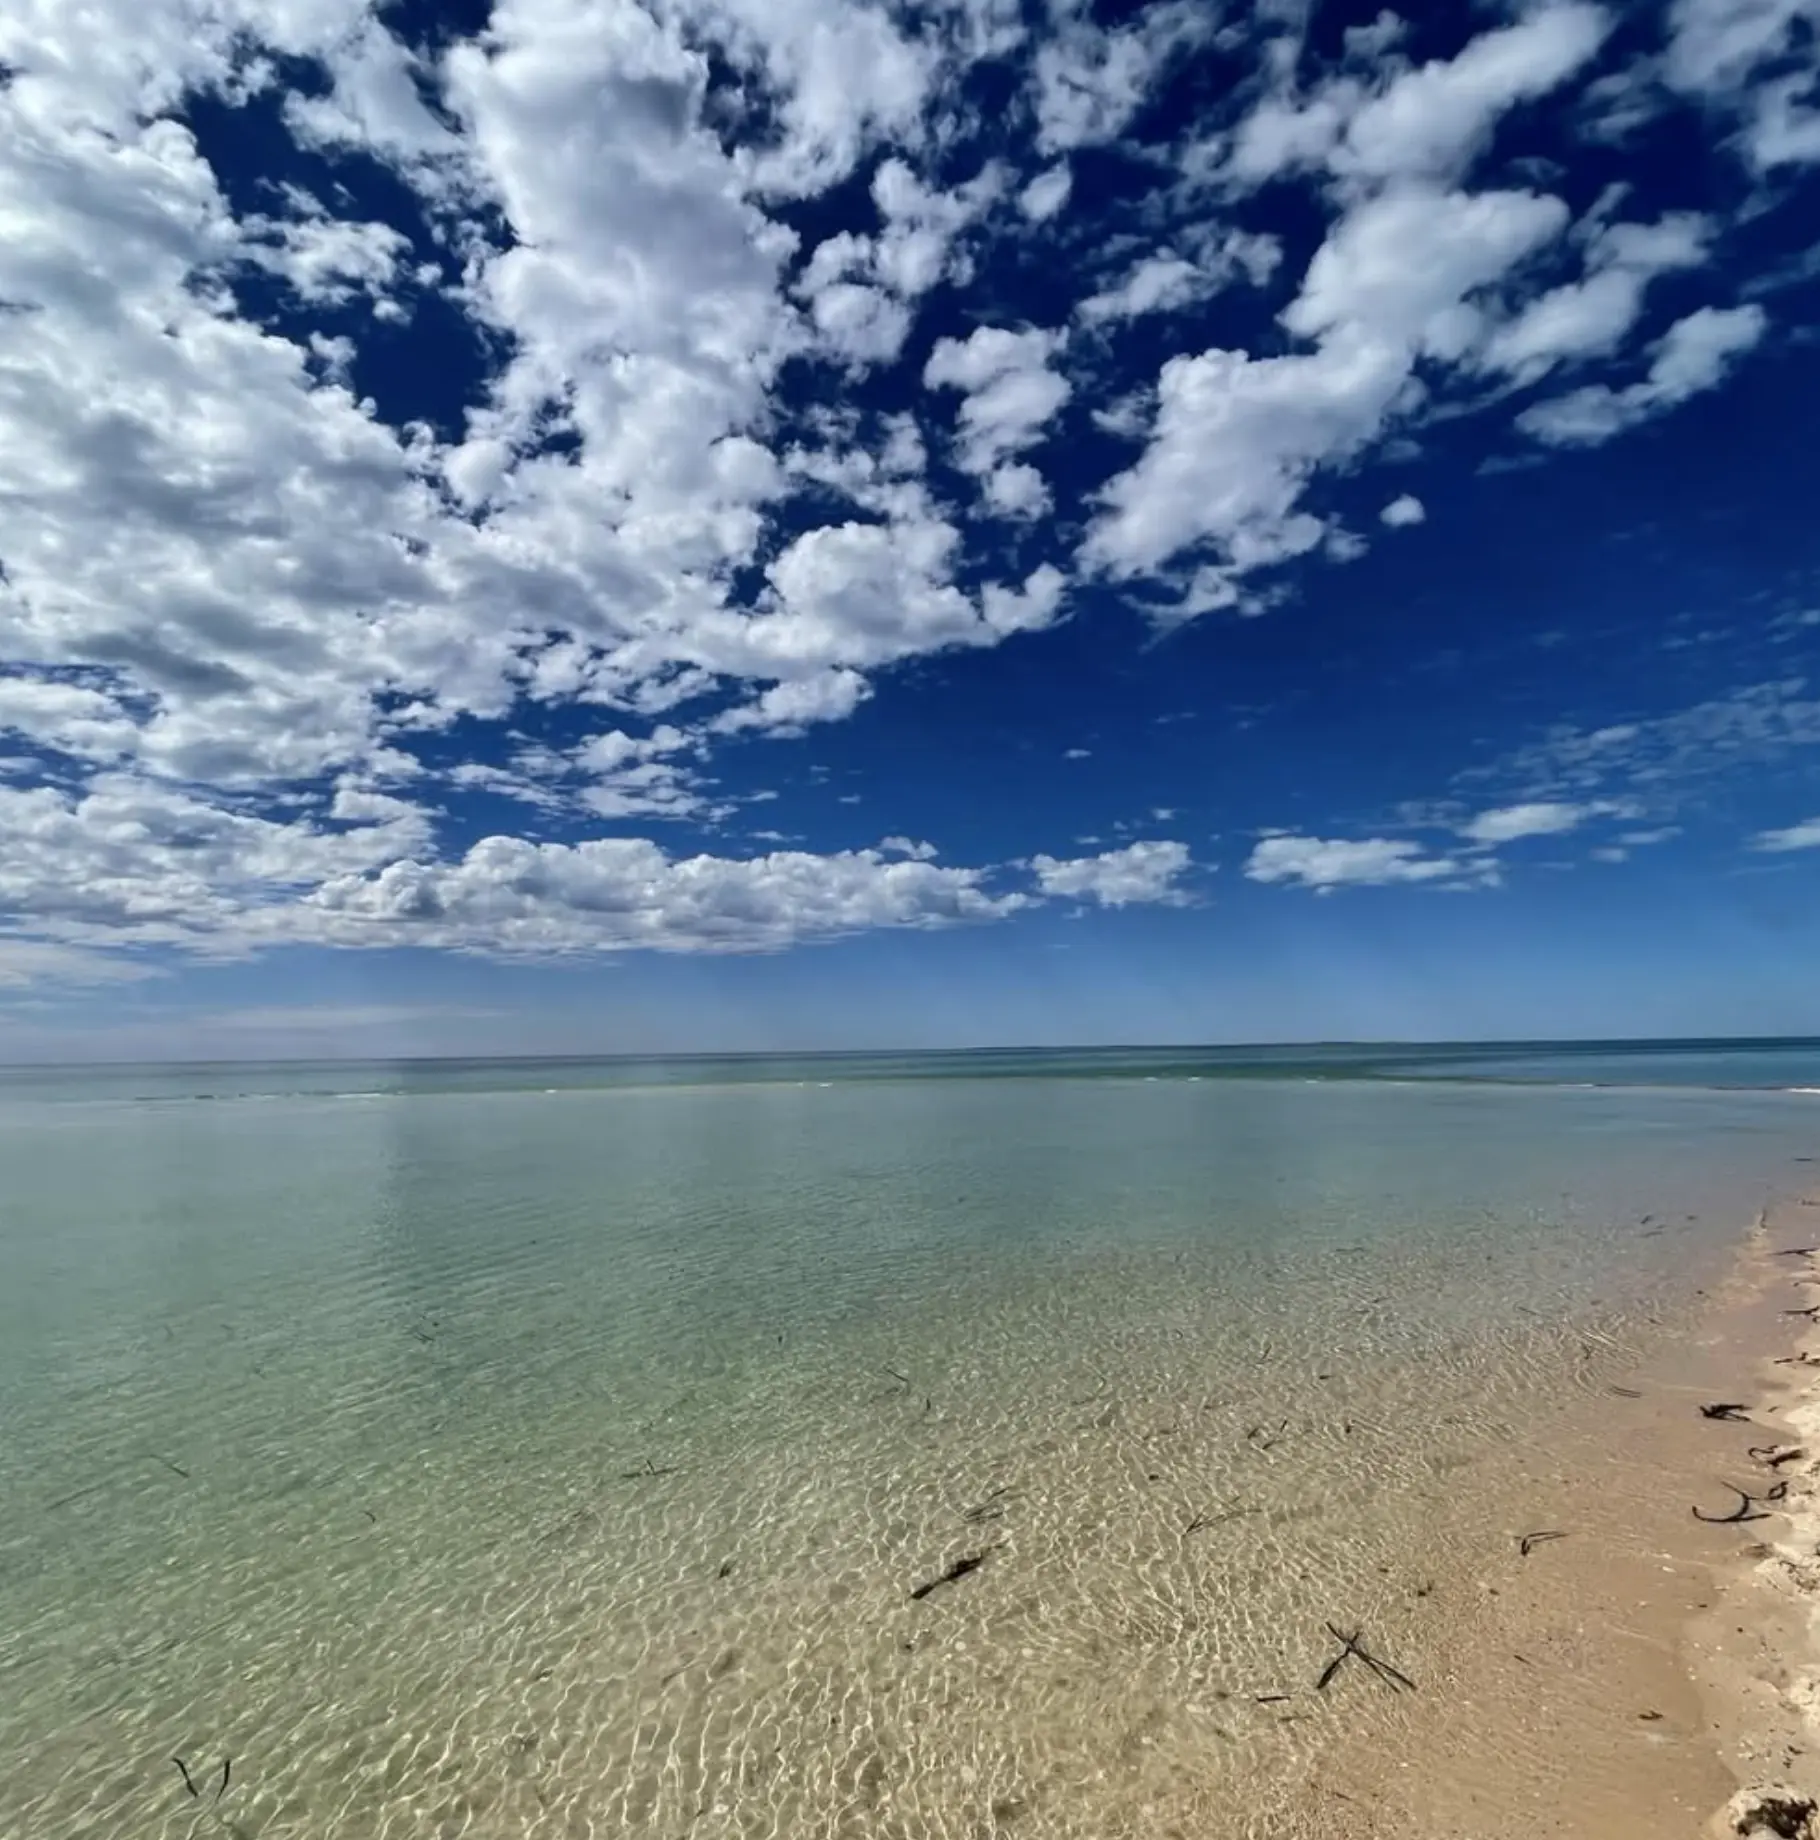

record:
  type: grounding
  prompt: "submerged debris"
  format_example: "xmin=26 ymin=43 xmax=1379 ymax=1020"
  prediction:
xmin=618 ymin=1456 xmax=679 ymax=1481
xmin=1315 ymin=1623 xmax=1415 ymax=1694
xmin=909 ymin=1548 xmax=995 ymax=1602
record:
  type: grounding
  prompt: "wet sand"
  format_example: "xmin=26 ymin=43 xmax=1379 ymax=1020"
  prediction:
xmin=1275 ymin=1191 xmax=1820 ymax=1840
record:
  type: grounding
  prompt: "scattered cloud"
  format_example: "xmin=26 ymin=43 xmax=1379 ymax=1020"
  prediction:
xmin=1244 ymin=834 xmax=1483 ymax=892
xmin=307 ymin=839 xmax=1025 ymax=955
xmin=924 ymin=325 xmax=1071 ymax=510
xmin=1029 ymin=840 xmax=1194 ymax=907
xmin=1077 ymin=234 xmax=1280 ymax=327
xmin=1085 ymin=184 xmax=1571 ymax=602
xmin=1031 ymin=3 xmax=1208 ymax=155
xmin=1518 ymin=304 xmax=1767 ymax=445
xmin=1663 ymin=0 xmax=1820 ymax=172
xmin=1019 ymin=164 xmax=1072 ymax=222
xmin=1224 ymin=5 xmax=1610 ymax=189
xmin=0 ymin=0 xmax=1806 ymax=989
xmin=1477 ymin=214 xmax=1712 ymax=385
xmin=1460 ymin=800 xmax=1590 ymax=845
xmin=1473 ymin=680 xmax=1820 ymax=808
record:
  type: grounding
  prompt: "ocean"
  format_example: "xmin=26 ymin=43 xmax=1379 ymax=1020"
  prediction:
xmin=1 ymin=1042 xmax=1816 ymax=1838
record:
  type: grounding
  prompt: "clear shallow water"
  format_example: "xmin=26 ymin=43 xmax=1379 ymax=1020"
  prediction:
xmin=0 ymin=1058 xmax=1816 ymax=1839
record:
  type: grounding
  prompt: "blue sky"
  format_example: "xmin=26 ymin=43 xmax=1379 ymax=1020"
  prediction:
xmin=1 ymin=0 xmax=1818 ymax=1058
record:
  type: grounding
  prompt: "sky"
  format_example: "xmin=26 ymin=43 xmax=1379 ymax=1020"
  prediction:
xmin=1 ymin=0 xmax=1818 ymax=1059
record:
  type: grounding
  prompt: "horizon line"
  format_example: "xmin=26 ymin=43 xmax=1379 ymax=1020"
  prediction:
xmin=1 ymin=1033 xmax=1816 ymax=1072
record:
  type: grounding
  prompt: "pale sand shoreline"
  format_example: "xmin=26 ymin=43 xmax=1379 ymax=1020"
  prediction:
xmin=1690 ymin=1193 xmax=1820 ymax=1840
xmin=1263 ymin=1189 xmax=1820 ymax=1840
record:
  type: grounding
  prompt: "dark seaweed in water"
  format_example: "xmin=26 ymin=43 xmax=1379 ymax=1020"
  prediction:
xmin=909 ymin=1549 xmax=994 ymax=1601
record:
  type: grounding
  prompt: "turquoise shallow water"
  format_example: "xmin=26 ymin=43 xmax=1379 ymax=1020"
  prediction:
xmin=0 ymin=1053 xmax=1816 ymax=1838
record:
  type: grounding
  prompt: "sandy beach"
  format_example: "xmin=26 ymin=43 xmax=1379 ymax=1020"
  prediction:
xmin=1265 ymin=1190 xmax=1820 ymax=1840
xmin=1692 ymin=1194 xmax=1820 ymax=1840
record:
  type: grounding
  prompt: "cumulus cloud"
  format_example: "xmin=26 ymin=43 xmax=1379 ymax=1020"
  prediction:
xmin=1477 ymin=214 xmax=1712 ymax=384
xmin=1029 ymin=840 xmax=1194 ymax=906
xmin=1244 ymin=834 xmax=1481 ymax=891
xmin=1379 ymin=493 xmax=1425 ymax=527
xmin=1226 ymin=5 xmax=1609 ymax=188
xmin=1086 ymin=185 xmax=1569 ymax=588
xmin=1518 ymin=304 xmax=1767 ymax=444
xmin=924 ymin=325 xmax=1071 ymax=502
xmin=795 ymin=158 xmax=1002 ymax=366
xmin=1019 ymin=164 xmax=1072 ymax=222
xmin=308 ymin=838 xmax=1026 ymax=954
xmin=1333 ymin=4 xmax=1612 ymax=183
xmin=0 ymin=0 xmax=1799 ymax=986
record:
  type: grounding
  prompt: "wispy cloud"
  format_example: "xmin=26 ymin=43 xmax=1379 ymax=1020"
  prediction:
xmin=1753 ymin=816 xmax=1820 ymax=852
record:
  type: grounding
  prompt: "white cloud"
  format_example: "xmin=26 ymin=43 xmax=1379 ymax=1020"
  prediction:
xmin=1079 ymin=255 xmax=1206 ymax=325
xmin=984 ymin=461 xmax=1051 ymax=518
xmin=687 ymin=0 xmax=937 ymax=197
xmin=1226 ymin=4 xmax=1609 ymax=188
xmin=808 ymin=282 xmax=913 ymax=366
xmin=795 ymin=158 xmax=1002 ymax=367
xmin=1029 ymin=840 xmax=1193 ymax=906
xmin=1063 ymin=746 xmax=1091 ymax=760
xmin=1086 ymin=185 xmax=1567 ymax=587
xmin=924 ymin=324 xmax=1070 ymax=492
xmin=1019 ymin=164 xmax=1072 ymax=222
xmin=1460 ymin=800 xmax=1589 ymax=844
xmin=710 ymin=668 xmax=873 ymax=735
xmin=1518 ymin=303 xmax=1767 ymax=444
xmin=1283 ymin=185 xmax=1568 ymax=350
xmin=1244 ymin=833 xmax=1479 ymax=891
xmin=1663 ymin=0 xmax=1820 ymax=171
xmin=1478 ymin=214 xmax=1711 ymax=383
xmin=1379 ymin=493 xmax=1425 ymax=527
xmin=1334 ymin=4 xmax=1611 ymax=183
xmin=1031 ymin=3 xmax=1206 ymax=155
xmin=1077 ymin=234 xmax=1279 ymax=327
xmin=0 ymin=0 xmax=1797 ymax=989
xmin=307 ymin=836 xmax=1024 ymax=953
xmin=1753 ymin=816 xmax=1820 ymax=852
xmin=1226 ymin=87 xmax=1361 ymax=187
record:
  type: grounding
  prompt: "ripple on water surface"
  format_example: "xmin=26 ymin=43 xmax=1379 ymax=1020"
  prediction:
xmin=0 ymin=1074 xmax=1811 ymax=1839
